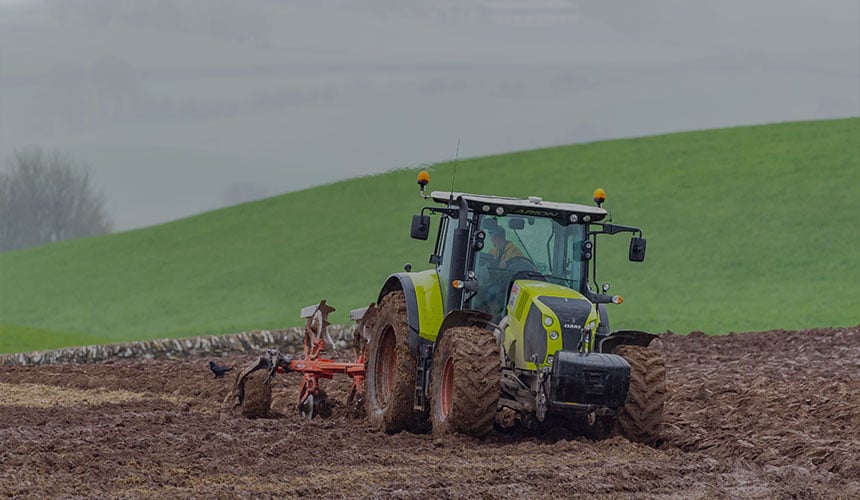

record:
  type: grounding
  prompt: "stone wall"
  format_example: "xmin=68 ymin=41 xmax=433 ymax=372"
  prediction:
xmin=0 ymin=325 xmax=357 ymax=366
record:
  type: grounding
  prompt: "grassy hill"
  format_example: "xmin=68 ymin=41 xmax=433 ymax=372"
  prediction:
xmin=1 ymin=118 xmax=858 ymax=353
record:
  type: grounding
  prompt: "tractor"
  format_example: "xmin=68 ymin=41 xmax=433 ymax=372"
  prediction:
xmin=223 ymin=170 xmax=666 ymax=443
xmin=357 ymin=171 xmax=667 ymax=442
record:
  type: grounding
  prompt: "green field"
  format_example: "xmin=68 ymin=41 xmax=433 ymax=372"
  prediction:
xmin=1 ymin=118 xmax=858 ymax=353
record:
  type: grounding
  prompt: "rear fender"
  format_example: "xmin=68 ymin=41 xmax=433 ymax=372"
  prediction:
xmin=597 ymin=329 xmax=658 ymax=354
xmin=377 ymin=270 xmax=444 ymax=356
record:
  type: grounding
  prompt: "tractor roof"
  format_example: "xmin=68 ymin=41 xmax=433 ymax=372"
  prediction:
xmin=430 ymin=191 xmax=608 ymax=223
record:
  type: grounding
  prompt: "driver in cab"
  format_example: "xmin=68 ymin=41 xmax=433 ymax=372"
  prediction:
xmin=489 ymin=227 xmax=524 ymax=268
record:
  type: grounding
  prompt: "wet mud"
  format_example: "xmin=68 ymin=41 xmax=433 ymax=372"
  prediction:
xmin=1 ymin=326 xmax=858 ymax=498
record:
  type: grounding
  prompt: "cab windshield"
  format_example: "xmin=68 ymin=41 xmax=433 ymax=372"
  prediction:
xmin=469 ymin=215 xmax=587 ymax=319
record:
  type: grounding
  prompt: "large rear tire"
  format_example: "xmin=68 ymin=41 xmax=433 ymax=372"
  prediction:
xmin=430 ymin=326 xmax=500 ymax=437
xmin=365 ymin=291 xmax=426 ymax=433
xmin=612 ymin=345 xmax=667 ymax=444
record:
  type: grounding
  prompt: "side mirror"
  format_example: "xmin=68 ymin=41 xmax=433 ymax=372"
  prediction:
xmin=411 ymin=214 xmax=430 ymax=240
xmin=629 ymin=236 xmax=646 ymax=262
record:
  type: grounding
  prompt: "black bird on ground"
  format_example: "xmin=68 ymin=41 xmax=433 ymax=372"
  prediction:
xmin=209 ymin=360 xmax=233 ymax=378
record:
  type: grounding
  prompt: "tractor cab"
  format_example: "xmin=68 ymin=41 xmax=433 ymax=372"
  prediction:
xmin=413 ymin=185 xmax=645 ymax=333
xmin=424 ymin=192 xmax=604 ymax=322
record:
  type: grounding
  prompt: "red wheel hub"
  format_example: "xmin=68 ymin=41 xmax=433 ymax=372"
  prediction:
xmin=375 ymin=326 xmax=397 ymax=404
xmin=439 ymin=356 xmax=454 ymax=419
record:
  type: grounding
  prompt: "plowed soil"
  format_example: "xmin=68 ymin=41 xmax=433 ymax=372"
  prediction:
xmin=1 ymin=327 xmax=858 ymax=499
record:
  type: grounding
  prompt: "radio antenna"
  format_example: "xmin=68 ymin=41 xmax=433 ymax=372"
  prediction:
xmin=450 ymin=137 xmax=461 ymax=197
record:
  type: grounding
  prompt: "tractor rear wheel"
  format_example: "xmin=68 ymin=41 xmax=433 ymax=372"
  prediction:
xmin=612 ymin=345 xmax=667 ymax=444
xmin=430 ymin=326 xmax=500 ymax=437
xmin=365 ymin=291 xmax=426 ymax=433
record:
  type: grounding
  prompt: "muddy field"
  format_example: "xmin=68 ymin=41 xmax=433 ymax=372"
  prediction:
xmin=1 ymin=326 xmax=858 ymax=498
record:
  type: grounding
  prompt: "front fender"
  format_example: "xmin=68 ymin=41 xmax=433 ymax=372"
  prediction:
xmin=434 ymin=309 xmax=495 ymax=346
xmin=597 ymin=329 xmax=658 ymax=354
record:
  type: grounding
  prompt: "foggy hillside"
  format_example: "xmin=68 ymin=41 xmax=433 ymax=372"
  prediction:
xmin=1 ymin=0 xmax=857 ymax=229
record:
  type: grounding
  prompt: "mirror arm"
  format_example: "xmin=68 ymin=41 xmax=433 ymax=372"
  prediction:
xmin=590 ymin=223 xmax=641 ymax=236
xmin=424 ymin=206 xmax=458 ymax=218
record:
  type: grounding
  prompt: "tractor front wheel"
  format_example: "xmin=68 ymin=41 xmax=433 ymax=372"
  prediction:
xmin=430 ymin=326 xmax=500 ymax=437
xmin=365 ymin=291 xmax=426 ymax=433
xmin=612 ymin=345 xmax=667 ymax=444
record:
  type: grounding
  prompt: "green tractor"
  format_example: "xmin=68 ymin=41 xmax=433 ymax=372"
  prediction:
xmin=356 ymin=171 xmax=666 ymax=442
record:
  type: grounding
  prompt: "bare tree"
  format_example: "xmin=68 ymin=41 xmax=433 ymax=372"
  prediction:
xmin=0 ymin=148 xmax=113 ymax=252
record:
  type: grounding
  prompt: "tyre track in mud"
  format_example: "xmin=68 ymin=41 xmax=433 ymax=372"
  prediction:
xmin=1 ymin=326 xmax=858 ymax=498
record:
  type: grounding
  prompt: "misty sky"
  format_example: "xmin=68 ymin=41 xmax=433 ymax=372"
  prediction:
xmin=1 ymin=0 xmax=858 ymax=230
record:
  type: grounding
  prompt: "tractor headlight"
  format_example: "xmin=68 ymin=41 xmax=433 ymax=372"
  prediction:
xmin=543 ymin=316 xmax=553 ymax=327
xmin=548 ymin=330 xmax=559 ymax=341
xmin=586 ymin=320 xmax=597 ymax=332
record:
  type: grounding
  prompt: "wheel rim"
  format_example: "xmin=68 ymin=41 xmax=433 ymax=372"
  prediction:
xmin=375 ymin=326 xmax=397 ymax=405
xmin=439 ymin=356 xmax=454 ymax=419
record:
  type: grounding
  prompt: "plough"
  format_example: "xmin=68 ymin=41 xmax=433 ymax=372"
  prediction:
xmin=221 ymin=300 xmax=376 ymax=419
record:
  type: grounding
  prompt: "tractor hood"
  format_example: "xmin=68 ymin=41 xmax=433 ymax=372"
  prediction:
xmin=505 ymin=280 xmax=601 ymax=370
